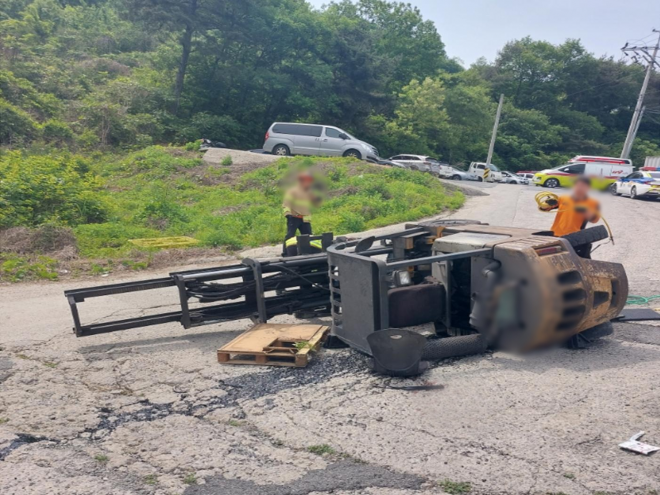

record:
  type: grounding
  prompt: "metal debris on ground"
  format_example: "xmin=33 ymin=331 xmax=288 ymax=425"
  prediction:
xmin=382 ymin=382 xmax=445 ymax=392
xmin=613 ymin=308 xmax=660 ymax=322
xmin=128 ymin=236 xmax=200 ymax=248
xmin=619 ymin=432 xmax=660 ymax=455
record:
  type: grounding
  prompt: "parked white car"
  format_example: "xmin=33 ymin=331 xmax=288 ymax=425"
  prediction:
xmin=501 ymin=171 xmax=527 ymax=184
xmin=439 ymin=167 xmax=479 ymax=181
xmin=517 ymin=172 xmax=536 ymax=182
xmin=389 ymin=155 xmax=437 ymax=173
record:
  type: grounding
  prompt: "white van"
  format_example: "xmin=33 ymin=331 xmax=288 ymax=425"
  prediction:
xmin=263 ymin=122 xmax=379 ymax=160
xmin=468 ymin=162 xmax=503 ymax=182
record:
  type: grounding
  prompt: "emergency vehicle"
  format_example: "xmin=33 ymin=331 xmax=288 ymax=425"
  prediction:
xmin=611 ymin=166 xmax=660 ymax=199
xmin=533 ymin=157 xmax=633 ymax=190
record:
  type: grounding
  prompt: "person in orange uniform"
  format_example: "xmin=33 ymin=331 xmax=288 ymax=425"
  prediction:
xmin=541 ymin=176 xmax=600 ymax=258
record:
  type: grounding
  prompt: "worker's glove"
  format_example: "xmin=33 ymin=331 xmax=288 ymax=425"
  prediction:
xmin=545 ymin=198 xmax=559 ymax=206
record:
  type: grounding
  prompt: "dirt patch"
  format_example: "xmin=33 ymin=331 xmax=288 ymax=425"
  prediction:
xmin=0 ymin=226 xmax=79 ymax=259
xmin=200 ymin=149 xmax=279 ymax=185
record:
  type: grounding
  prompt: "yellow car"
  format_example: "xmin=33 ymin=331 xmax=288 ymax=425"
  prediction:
xmin=533 ymin=161 xmax=633 ymax=190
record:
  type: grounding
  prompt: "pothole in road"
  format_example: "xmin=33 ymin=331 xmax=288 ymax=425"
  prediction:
xmin=0 ymin=433 xmax=55 ymax=461
xmin=182 ymin=460 xmax=426 ymax=495
xmin=86 ymin=350 xmax=371 ymax=437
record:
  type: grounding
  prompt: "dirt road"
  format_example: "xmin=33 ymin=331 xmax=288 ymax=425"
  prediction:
xmin=1 ymin=183 xmax=659 ymax=495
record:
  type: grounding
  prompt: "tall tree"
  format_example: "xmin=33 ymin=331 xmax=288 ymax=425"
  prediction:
xmin=127 ymin=0 xmax=219 ymax=113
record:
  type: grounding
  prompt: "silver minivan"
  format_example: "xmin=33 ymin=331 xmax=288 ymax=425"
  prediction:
xmin=263 ymin=122 xmax=378 ymax=160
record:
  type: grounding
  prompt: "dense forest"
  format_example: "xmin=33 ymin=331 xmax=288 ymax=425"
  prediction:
xmin=2 ymin=0 xmax=659 ymax=168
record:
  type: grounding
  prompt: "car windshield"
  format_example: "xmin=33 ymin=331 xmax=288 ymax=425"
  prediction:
xmin=487 ymin=164 xmax=499 ymax=171
xmin=650 ymin=172 xmax=660 ymax=180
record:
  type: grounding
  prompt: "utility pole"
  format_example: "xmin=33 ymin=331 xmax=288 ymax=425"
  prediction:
xmin=622 ymin=106 xmax=646 ymax=159
xmin=620 ymin=30 xmax=660 ymax=159
xmin=486 ymin=93 xmax=504 ymax=166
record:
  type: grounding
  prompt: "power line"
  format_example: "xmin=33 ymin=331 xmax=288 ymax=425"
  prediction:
xmin=620 ymin=29 xmax=660 ymax=159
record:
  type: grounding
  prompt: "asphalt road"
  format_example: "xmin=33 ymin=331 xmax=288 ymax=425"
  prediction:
xmin=1 ymin=182 xmax=659 ymax=495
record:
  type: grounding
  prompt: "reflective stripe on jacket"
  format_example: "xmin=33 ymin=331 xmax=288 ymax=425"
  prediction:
xmin=285 ymin=237 xmax=323 ymax=249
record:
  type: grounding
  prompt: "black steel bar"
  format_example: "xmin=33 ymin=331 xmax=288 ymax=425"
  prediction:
xmin=77 ymin=311 xmax=184 ymax=336
xmin=64 ymin=277 xmax=175 ymax=302
xmin=173 ymin=274 xmax=192 ymax=329
xmin=243 ymin=259 xmax=268 ymax=323
xmin=384 ymin=248 xmax=491 ymax=270
xmin=174 ymin=265 xmax=252 ymax=282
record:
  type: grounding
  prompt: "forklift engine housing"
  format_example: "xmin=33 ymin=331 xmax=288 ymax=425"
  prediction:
xmin=328 ymin=222 xmax=627 ymax=354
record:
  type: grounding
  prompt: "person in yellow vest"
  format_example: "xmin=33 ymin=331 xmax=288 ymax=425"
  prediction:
xmin=282 ymin=172 xmax=320 ymax=256
xmin=540 ymin=176 xmax=601 ymax=258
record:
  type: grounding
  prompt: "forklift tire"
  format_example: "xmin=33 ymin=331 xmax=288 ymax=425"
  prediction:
xmin=565 ymin=322 xmax=614 ymax=349
xmin=580 ymin=322 xmax=614 ymax=340
xmin=561 ymin=226 xmax=608 ymax=248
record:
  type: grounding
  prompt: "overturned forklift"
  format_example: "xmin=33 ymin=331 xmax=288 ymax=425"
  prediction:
xmin=64 ymin=220 xmax=627 ymax=375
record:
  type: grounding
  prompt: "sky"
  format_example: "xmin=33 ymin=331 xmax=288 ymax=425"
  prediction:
xmin=307 ymin=0 xmax=660 ymax=66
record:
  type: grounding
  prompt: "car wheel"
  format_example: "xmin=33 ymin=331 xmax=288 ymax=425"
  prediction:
xmin=343 ymin=149 xmax=362 ymax=160
xmin=544 ymin=178 xmax=560 ymax=188
xmin=631 ymin=186 xmax=639 ymax=199
xmin=477 ymin=176 xmax=484 ymax=182
xmin=452 ymin=175 xmax=461 ymax=181
xmin=272 ymin=144 xmax=290 ymax=156
xmin=609 ymin=183 xmax=620 ymax=196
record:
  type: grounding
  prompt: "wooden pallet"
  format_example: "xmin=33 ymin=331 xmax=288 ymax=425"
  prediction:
xmin=217 ymin=323 xmax=329 ymax=367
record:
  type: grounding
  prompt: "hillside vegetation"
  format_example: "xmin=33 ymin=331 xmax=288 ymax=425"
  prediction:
xmin=2 ymin=0 xmax=659 ymax=280
xmin=0 ymin=148 xmax=464 ymax=281
xmin=1 ymin=0 xmax=659 ymax=167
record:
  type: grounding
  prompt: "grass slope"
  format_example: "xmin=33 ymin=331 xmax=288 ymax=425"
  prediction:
xmin=0 ymin=146 xmax=464 ymax=281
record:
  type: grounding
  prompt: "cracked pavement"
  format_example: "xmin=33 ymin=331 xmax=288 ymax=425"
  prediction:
xmin=1 ymin=183 xmax=660 ymax=494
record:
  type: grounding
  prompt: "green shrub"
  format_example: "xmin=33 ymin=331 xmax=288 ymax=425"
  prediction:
xmin=138 ymin=197 xmax=189 ymax=227
xmin=0 ymin=151 xmax=108 ymax=228
xmin=185 ymin=139 xmax=202 ymax=151
xmin=221 ymin=155 xmax=233 ymax=166
xmin=40 ymin=120 xmax=74 ymax=144
xmin=77 ymin=130 xmax=99 ymax=149
xmin=0 ymin=98 xmax=39 ymax=145
xmin=119 ymin=146 xmax=201 ymax=175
